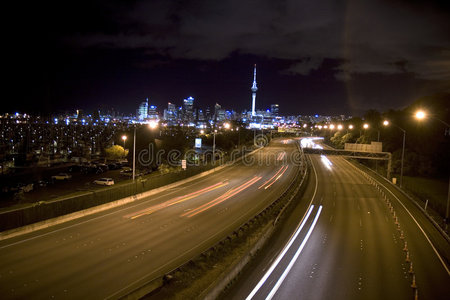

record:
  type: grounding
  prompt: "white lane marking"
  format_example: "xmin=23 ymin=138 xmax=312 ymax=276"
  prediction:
xmin=266 ymin=206 xmax=323 ymax=300
xmin=245 ymin=206 xmax=315 ymax=300
xmin=246 ymin=155 xmax=320 ymax=300
xmin=344 ymin=159 xmax=450 ymax=276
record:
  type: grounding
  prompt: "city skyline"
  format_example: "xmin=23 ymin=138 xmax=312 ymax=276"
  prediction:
xmin=5 ymin=1 xmax=450 ymax=116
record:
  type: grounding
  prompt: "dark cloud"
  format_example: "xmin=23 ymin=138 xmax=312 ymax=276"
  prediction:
xmin=67 ymin=0 xmax=449 ymax=81
xmin=4 ymin=0 xmax=450 ymax=115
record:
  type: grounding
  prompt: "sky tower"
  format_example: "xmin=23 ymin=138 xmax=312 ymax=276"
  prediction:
xmin=251 ymin=64 xmax=258 ymax=117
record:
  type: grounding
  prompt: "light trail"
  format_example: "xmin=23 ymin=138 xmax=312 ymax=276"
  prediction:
xmin=245 ymin=205 xmax=315 ymax=300
xmin=264 ymin=165 xmax=289 ymax=190
xmin=320 ymin=155 xmax=333 ymax=170
xmin=125 ymin=181 xmax=228 ymax=219
xmin=277 ymin=152 xmax=286 ymax=161
xmin=182 ymin=176 xmax=261 ymax=218
xmin=258 ymin=166 xmax=285 ymax=189
xmin=266 ymin=205 xmax=323 ymax=300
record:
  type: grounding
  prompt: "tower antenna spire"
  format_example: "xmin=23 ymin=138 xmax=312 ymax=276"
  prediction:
xmin=251 ymin=64 xmax=258 ymax=117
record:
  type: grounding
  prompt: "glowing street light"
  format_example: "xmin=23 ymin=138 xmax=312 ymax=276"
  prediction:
xmin=414 ymin=111 xmax=450 ymax=229
xmin=329 ymin=124 xmax=335 ymax=130
xmin=348 ymin=124 xmax=354 ymax=130
xmin=415 ymin=109 xmax=449 ymax=127
xmin=337 ymin=124 xmax=343 ymax=130
xmin=149 ymin=120 xmax=158 ymax=129
xmin=384 ymin=120 xmax=406 ymax=187
xmin=200 ymin=129 xmax=205 ymax=134
xmin=132 ymin=122 xmax=159 ymax=181
xmin=213 ymin=129 xmax=218 ymax=163
xmin=415 ymin=110 xmax=426 ymax=120
xmin=122 ymin=135 xmax=127 ymax=147
xmin=363 ymin=123 xmax=369 ymax=129
xmin=224 ymin=122 xmax=231 ymax=129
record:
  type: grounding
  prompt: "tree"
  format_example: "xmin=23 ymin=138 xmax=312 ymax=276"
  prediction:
xmin=105 ymin=145 xmax=128 ymax=160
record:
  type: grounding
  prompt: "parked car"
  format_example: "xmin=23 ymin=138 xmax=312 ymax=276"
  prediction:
xmin=107 ymin=163 xmax=120 ymax=170
xmin=93 ymin=178 xmax=114 ymax=186
xmin=20 ymin=183 xmax=34 ymax=193
xmin=96 ymin=163 xmax=109 ymax=172
xmin=51 ymin=173 xmax=72 ymax=180
xmin=120 ymin=169 xmax=133 ymax=177
xmin=120 ymin=169 xmax=142 ymax=177
xmin=35 ymin=180 xmax=49 ymax=187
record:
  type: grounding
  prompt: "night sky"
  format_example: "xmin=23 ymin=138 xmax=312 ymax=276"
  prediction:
xmin=5 ymin=0 xmax=450 ymax=116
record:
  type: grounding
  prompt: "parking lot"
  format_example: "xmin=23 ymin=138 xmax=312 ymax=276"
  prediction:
xmin=0 ymin=162 xmax=142 ymax=210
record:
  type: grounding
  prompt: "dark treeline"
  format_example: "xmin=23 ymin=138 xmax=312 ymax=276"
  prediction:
xmin=326 ymin=93 xmax=450 ymax=178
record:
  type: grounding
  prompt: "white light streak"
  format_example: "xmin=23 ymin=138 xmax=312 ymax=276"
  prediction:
xmin=267 ymin=206 xmax=323 ymax=300
xmin=320 ymin=155 xmax=332 ymax=170
xmin=246 ymin=205 xmax=315 ymax=300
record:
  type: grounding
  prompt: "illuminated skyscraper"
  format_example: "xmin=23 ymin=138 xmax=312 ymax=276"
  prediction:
xmin=251 ymin=64 xmax=258 ymax=117
xmin=148 ymin=105 xmax=158 ymax=120
xmin=183 ymin=96 xmax=195 ymax=123
xmin=270 ymin=104 xmax=279 ymax=116
xmin=137 ymin=98 xmax=149 ymax=120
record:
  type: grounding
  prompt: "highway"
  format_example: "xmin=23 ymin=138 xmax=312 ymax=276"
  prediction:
xmin=225 ymin=151 xmax=450 ymax=299
xmin=0 ymin=139 xmax=299 ymax=299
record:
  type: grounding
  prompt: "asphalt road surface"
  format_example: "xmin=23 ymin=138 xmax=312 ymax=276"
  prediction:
xmin=0 ymin=139 xmax=300 ymax=299
xmin=226 ymin=153 xmax=450 ymax=300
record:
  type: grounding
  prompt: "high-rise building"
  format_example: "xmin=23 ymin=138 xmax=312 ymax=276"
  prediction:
xmin=183 ymin=96 xmax=195 ymax=123
xmin=148 ymin=105 xmax=158 ymax=120
xmin=137 ymin=98 xmax=149 ymax=120
xmin=251 ymin=64 xmax=258 ymax=117
xmin=214 ymin=103 xmax=226 ymax=122
xmin=270 ymin=104 xmax=279 ymax=116
xmin=163 ymin=102 xmax=177 ymax=124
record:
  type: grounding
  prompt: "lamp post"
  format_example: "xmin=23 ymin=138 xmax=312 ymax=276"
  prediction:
xmin=237 ymin=127 xmax=240 ymax=147
xmin=415 ymin=110 xmax=450 ymax=229
xmin=132 ymin=122 xmax=159 ymax=181
xmin=132 ymin=126 xmax=136 ymax=181
xmin=212 ymin=129 xmax=217 ymax=163
xmin=122 ymin=135 xmax=127 ymax=157
xmin=415 ymin=110 xmax=450 ymax=131
xmin=383 ymin=120 xmax=406 ymax=187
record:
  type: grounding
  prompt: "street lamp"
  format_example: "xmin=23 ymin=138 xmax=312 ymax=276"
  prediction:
xmin=213 ymin=129 xmax=217 ymax=163
xmin=149 ymin=120 xmax=158 ymax=129
xmin=132 ymin=123 xmax=159 ymax=181
xmin=383 ymin=120 xmax=406 ymax=188
xmin=122 ymin=135 xmax=127 ymax=157
xmin=363 ymin=123 xmax=369 ymax=129
xmin=415 ymin=109 xmax=450 ymax=127
xmin=415 ymin=110 xmax=450 ymax=229
xmin=415 ymin=110 xmax=426 ymax=120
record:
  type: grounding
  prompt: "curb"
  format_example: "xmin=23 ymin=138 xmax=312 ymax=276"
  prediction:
xmin=0 ymin=147 xmax=263 ymax=241
xmin=354 ymin=162 xmax=450 ymax=243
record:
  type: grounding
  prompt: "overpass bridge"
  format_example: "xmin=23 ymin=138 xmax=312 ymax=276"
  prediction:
xmin=302 ymin=147 xmax=392 ymax=179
